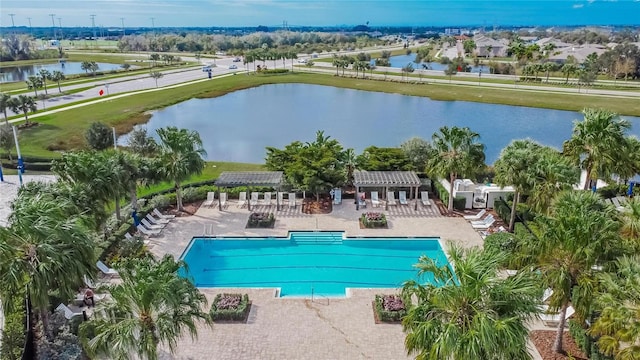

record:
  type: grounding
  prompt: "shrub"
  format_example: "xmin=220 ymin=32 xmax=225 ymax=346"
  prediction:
xmin=149 ymin=194 xmax=171 ymax=209
xmin=247 ymin=212 xmax=275 ymax=228
xmin=360 ymin=212 xmax=388 ymax=228
xmin=0 ymin=294 xmax=27 ymax=360
xmin=374 ymin=294 xmax=408 ymax=322
xmin=181 ymin=186 xmax=207 ymax=203
xmin=210 ymin=293 xmax=250 ymax=321
xmin=261 ymin=68 xmax=289 ymax=74
xmin=453 ymin=196 xmax=466 ymax=211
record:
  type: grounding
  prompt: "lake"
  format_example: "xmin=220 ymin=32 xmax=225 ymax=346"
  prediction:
xmin=0 ymin=61 xmax=123 ymax=83
xmin=386 ymin=54 xmax=490 ymax=73
xmin=118 ymin=84 xmax=640 ymax=164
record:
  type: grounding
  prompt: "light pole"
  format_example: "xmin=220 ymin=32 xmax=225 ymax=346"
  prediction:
xmin=27 ymin=17 xmax=32 ymax=36
xmin=57 ymin=18 xmax=63 ymax=40
xmin=120 ymin=17 xmax=125 ymax=38
xmin=9 ymin=14 xmax=15 ymax=27
xmin=90 ymin=14 xmax=96 ymax=44
xmin=49 ymin=13 xmax=56 ymax=41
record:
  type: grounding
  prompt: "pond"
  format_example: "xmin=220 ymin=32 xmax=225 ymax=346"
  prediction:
xmin=118 ymin=83 xmax=640 ymax=164
xmin=385 ymin=54 xmax=490 ymax=74
xmin=0 ymin=61 xmax=123 ymax=83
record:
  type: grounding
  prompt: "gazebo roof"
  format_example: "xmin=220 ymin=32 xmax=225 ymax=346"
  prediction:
xmin=214 ymin=171 xmax=284 ymax=187
xmin=353 ymin=170 xmax=421 ymax=187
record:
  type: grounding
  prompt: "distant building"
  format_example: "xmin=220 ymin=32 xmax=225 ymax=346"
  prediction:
xmin=547 ymin=44 xmax=607 ymax=63
xmin=473 ymin=34 xmax=508 ymax=57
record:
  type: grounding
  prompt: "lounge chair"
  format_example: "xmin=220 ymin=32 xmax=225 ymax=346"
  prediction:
xmin=387 ymin=192 xmax=397 ymax=206
xmin=137 ymin=224 xmax=161 ymax=237
xmin=250 ymin=192 xmax=259 ymax=206
xmin=153 ymin=208 xmax=175 ymax=219
xmin=333 ymin=188 xmax=342 ymax=205
xmin=399 ymin=191 xmax=409 ymax=205
xmin=421 ymin=191 xmax=431 ymax=206
xmin=83 ymin=275 xmax=96 ymax=289
xmin=540 ymin=305 xmax=575 ymax=327
xmin=145 ymin=213 xmax=170 ymax=225
xmin=288 ymin=193 xmax=296 ymax=208
xmin=464 ymin=209 xmax=486 ymax=220
xmin=611 ymin=197 xmax=621 ymax=208
xmin=262 ymin=192 xmax=272 ymax=206
xmin=471 ymin=215 xmax=494 ymax=226
xmin=543 ymin=288 xmax=554 ymax=302
xmin=219 ymin=192 xmax=227 ymax=208
xmin=124 ymin=232 xmax=133 ymax=240
xmin=472 ymin=219 xmax=496 ymax=229
xmin=371 ymin=191 xmax=380 ymax=207
xmin=617 ymin=196 xmax=628 ymax=205
xmin=277 ymin=192 xmax=284 ymax=206
xmin=237 ymin=192 xmax=247 ymax=207
xmin=505 ymin=270 xmax=518 ymax=276
xmin=55 ymin=303 xmax=83 ymax=320
xmin=358 ymin=192 xmax=366 ymax=208
xmin=202 ymin=192 xmax=216 ymax=207
xmin=141 ymin=218 xmax=164 ymax=230
xmin=97 ymin=260 xmax=118 ymax=276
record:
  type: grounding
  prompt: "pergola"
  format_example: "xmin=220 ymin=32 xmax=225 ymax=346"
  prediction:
xmin=214 ymin=171 xmax=284 ymax=211
xmin=353 ymin=170 xmax=422 ymax=210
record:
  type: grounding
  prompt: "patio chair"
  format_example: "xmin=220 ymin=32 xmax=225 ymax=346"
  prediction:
xmin=358 ymin=192 xmax=367 ymax=208
xmin=387 ymin=192 xmax=397 ymax=206
xmin=137 ymin=224 xmax=161 ymax=237
xmin=141 ymin=218 xmax=164 ymax=230
xmin=97 ymin=260 xmax=118 ymax=276
xmin=219 ymin=192 xmax=227 ymax=208
xmin=421 ymin=191 xmax=431 ymax=206
xmin=472 ymin=218 xmax=496 ymax=229
xmin=543 ymin=288 xmax=554 ymax=302
xmin=262 ymin=192 xmax=272 ymax=206
xmin=124 ymin=232 xmax=133 ymax=240
xmin=237 ymin=192 xmax=247 ymax=207
xmin=471 ymin=214 xmax=494 ymax=226
xmin=333 ymin=188 xmax=342 ymax=205
xmin=277 ymin=192 xmax=284 ymax=206
xmin=617 ymin=196 xmax=628 ymax=205
xmin=250 ymin=192 xmax=259 ymax=206
xmin=145 ymin=213 xmax=170 ymax=225
xmin=540 ymin=305 xmax=575 ymax=327
xmin=464 ymin=209 xmax=486 ymax=220
xmin=55 ymin=303 xmax=83 ymax=320
xmin=371 ymin=191 xmax=380 ymax=207
xmin=399 ymin=191 xmax=409 ymax=205
xmin=83 ymin=275 xmax=96 ymax=289
xmin=288 ymin=193 xmax=296 ymax=208
xmin=153 ymin=208 xmax=175 ymax=219
xmin=611 ymin=197 xmax=621 ymax=208
xmin=203 ymin=192 xmax=215 ymax=207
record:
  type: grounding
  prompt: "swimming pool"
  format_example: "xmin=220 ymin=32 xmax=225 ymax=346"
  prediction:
xmin=180 ymin=231 xmax=449 ymax=297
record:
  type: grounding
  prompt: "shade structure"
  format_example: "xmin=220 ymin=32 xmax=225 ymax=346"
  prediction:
xmin=214 ymin=171 xmax=284 ymax=210
xmin=352 ymin=170 xmax=422 ymax=210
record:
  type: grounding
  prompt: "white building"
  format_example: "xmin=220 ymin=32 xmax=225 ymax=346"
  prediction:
xmin=441 ymin=178 xmax=515 ymax=209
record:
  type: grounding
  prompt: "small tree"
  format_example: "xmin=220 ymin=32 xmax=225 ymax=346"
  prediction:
xmin=25 ymin=75 xmax=42 ymax=97
xmin=85 ymin=122 xmax=114 ymax=150
xmin=149 ymin=71 xmax=163 ymax=87
xmin=0 ymin=124 xmax=14 ymax=160
xmin=0 ymin=92 xmax=11 ymax=125
xmin=127 ymin=127 xmax=158 ymax=156
xmin=50 ymin=70 xmax=65 ymax=93
xmin=400 ymin=137 xmax=431 ymax=172
xmin=8 ymin=95 xmax=37 ymax=125
xmin=38 ymin=69 xmax=51 ymax=95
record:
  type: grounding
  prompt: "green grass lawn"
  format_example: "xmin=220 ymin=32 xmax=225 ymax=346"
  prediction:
xmin=11 ymin=71 xmax=640 ymax=160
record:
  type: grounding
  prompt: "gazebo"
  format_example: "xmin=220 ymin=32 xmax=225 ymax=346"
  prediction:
xmin=214 ymin=171 xmax=284 ymax=211
xmin=353 ymin=170 xmax=422 ymax=210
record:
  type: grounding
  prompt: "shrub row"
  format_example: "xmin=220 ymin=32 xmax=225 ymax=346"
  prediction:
xmin=433 ymin=181 xmax=465 ymax=211
xmin=210 ymin=293 xmax=250 ymax=321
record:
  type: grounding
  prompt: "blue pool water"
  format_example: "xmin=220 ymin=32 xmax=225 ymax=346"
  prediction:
xmin=180 ymin=231 xmax=448 ymax=297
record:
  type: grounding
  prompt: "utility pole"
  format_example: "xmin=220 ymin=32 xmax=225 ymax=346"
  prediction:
xmin=90 ymin=14 xmax=96 ymax=41
xmin=27 ymin=17 xmax=32 ymax=36
xmin=49 ymin=13 xmax=56 ymax=40
xmin=57 ymin=18 xmax=63 ymax=40
xmin=9 ymin=14 xmax=15 ymax=27
xmin=120 ymin=17 xmax=125 ymax=38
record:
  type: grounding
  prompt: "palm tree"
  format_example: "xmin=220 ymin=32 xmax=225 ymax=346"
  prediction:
xmin=588 ymin=255 xmax=640 ymax=360
xmin=0 ymin=92 xmax=11 ymax=126
xmin=157 ymin=127 xmax=206 ymax=211
xmin=344 ymin=148 xmax=357 ymax=186
xmin=8 ymin=95 xmax=37 ymax=125
xmin=25 ymin=75 xmax=42 ymax=97
xmin=561 ymin=63 xmax=578 ymax=84
xmin=527 ymin=147 xmax=580 ymax=214
xmin=38 ymin=69 xmax=51 ymax=95
xmin=50 ymin=70 xmax=65 ymax=93
xmin=494 ymin=139 xmax=542 ymax=232
xmin=620 ymin=198 xmax=640 ymax=250
xmin=563 ymin=108 xmax=631 ymax=190
xmin=427 ymin=126 xmax=485 ymax=213
xmin=402 ymin=244 xmax=541 ymax=360
xmin=81 ymin=255 xmax=212 ymax=360
xmin=0 ymin=191 xmax=96 ymax=335
xmin=530 ymin=191 xmax=622 ymax=353
xmin=149 ymin=71 xmax=163 ymax=87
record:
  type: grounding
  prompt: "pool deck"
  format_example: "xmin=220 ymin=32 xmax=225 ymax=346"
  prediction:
xmin=149 ymin=201 xmax=544 ymax=360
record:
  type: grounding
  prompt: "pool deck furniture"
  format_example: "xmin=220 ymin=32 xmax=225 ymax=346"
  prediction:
xmin=399 ymin=191 xmax=409 ymax=205
xmin=203 ymin=192 xmax=216 ymax=208
xmin=464 ymin=209 xmax=486 ymax=220
xmin=262 ymin=192 xmax=272 ymax=206
xmin=371 ymin=191 xmax=380 ymax=207
xmin=333 ymin=188 xmax=342 ymax=205
xmin=357 ymin=192 xmax=367 ymax=208
xmin=472 ymin=218 xmax=496 ymax=229
xmin=124 ymin=232 xmax=133 ymax=240
xmin=153 ymin=208 xmax=175 ymax=219
xmin=97 ymin=260 xmax=118 ymax=276
xmin=353 ymin=170 xmax=422 ymax=211
xmin=288 ymin=193 xmax=296 ymax=208
xmin=420 ymin=191 xmax=431 ymax=206
xmin=471 ymin=215 xmax=494 ymax=226
xmin=237 ymin=192 xmax=247 ymax=208
xmin=142 ymin=218 xmax=165 ymax=230
xmin=137 ymin=224 xmax=162 ymax=237
xmin=55 ymin=303 xmax=83 ymax=320
xmin=540 ymin=305 xmax=575 ymax=327
xmin=219 ymin=192 xmax=227 ymax=208
xmin=250 ymin=192 xmax=259 ymax=207
xmin=146 ymin=213 xmax=170 ymax=225
xmin=387 ymin=192 xmax=397 ymax=206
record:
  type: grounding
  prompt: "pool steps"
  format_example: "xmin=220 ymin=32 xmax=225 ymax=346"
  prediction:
xmin=291 ymin=232 xmax=343 ymax=245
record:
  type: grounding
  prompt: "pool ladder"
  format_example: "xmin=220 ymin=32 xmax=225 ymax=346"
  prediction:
xmin=311 ymin=287 xmax=330 ymax=305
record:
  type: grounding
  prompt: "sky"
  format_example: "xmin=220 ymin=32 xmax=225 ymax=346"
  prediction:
xmin=1 ymin=0 xmax=639 ymax=28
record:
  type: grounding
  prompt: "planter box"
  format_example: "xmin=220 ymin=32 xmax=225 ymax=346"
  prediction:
xmin=246 ymin=212 xmax=275 ymax=228
xmin=360 ymin=212 xmax=388 ymax=229
xmin=210 ymin=293 xmax=251 ymax=322
xmin=373 ymin=294 xmax=407 ymax=323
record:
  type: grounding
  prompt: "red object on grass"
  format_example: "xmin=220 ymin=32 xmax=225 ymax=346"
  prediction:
xmin=99 ymin=89 xmax=104 ymax=96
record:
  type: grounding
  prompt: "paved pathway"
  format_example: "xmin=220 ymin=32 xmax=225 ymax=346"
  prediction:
xmin=148 ymin=200 xmax=543 ymax=360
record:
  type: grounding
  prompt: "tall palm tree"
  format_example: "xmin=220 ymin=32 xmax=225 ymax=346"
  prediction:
xmin=563 ymin=108 xmax=631 ymax=190
xmin=527 ymin=147 xmax=580 ymax=214
xmin=25 ymin=75 xmax=42 ymax=97
xmin=427 ymin=126 xmax=485 ymax=213
xmin=81 ymin=255 xmax=212 ymax=360
xmin=50 ymin=70 xmax=65 ymax=93
xmin=620 ymin=198 xmax=640 ymax=250
xmin=38 ymin=69 xmax=51 ymax=95
xmin=0 ymin=191 xmax=96 ymax=334
xmin=494 ymin=139 xmax=542 ymax=232
xmin=344 ymin=148 xmax=357 ymax=186
xmin=7 ymin=95 xmax=37 ymax=125
xmin=157 ymin=127 xmax=206 ymax=211
xmin=402 ymin=244 xmax=541 ymax=360
xmin=0 ymin=92 xmax=11 ymax=125
xmin=530 ymin=191 xmax=622 ymax=353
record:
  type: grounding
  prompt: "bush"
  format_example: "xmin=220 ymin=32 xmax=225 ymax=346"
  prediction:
xmin=453 ymin=196 xmax=466 ymax=211
xmin=181 ymin=186 xmax=208 ymax=203
xmin=260 ymin=69 xmax=289 ymax=74
xmin=483 ymin=232 xmax=520 ymax=268
xmin=210 ymin=293 xmax=250 ymax=321
xmin=360 ymin=212 xmax=388 ymax=228
xmin=0 ymin=294 xmax=27 ymax=360
xmin=247 ymin=212 xmax=275 ymax=228
xmin=374 ymin=294 xmax=408 ymax=322
xmin=568 ymin=320 xmax=590 ymax=355
xmin=596 ymin=184 xmax=629 ymax=199
xmin=149 ymin=194 xmax=171 ymax=209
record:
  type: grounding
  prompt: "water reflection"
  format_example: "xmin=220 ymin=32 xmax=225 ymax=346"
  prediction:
xmin=0 ymin=61 xmax=123 ymax=83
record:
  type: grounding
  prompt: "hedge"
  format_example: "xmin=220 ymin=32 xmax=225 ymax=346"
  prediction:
xmin=210 ymin=293 xmax=250 ymax=321
xmin=0 ymin=294 xmax=27 ymax=360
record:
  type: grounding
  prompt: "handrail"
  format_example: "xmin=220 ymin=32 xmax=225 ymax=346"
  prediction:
xmin=310 ymin=287 xmax=330 ymax=305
